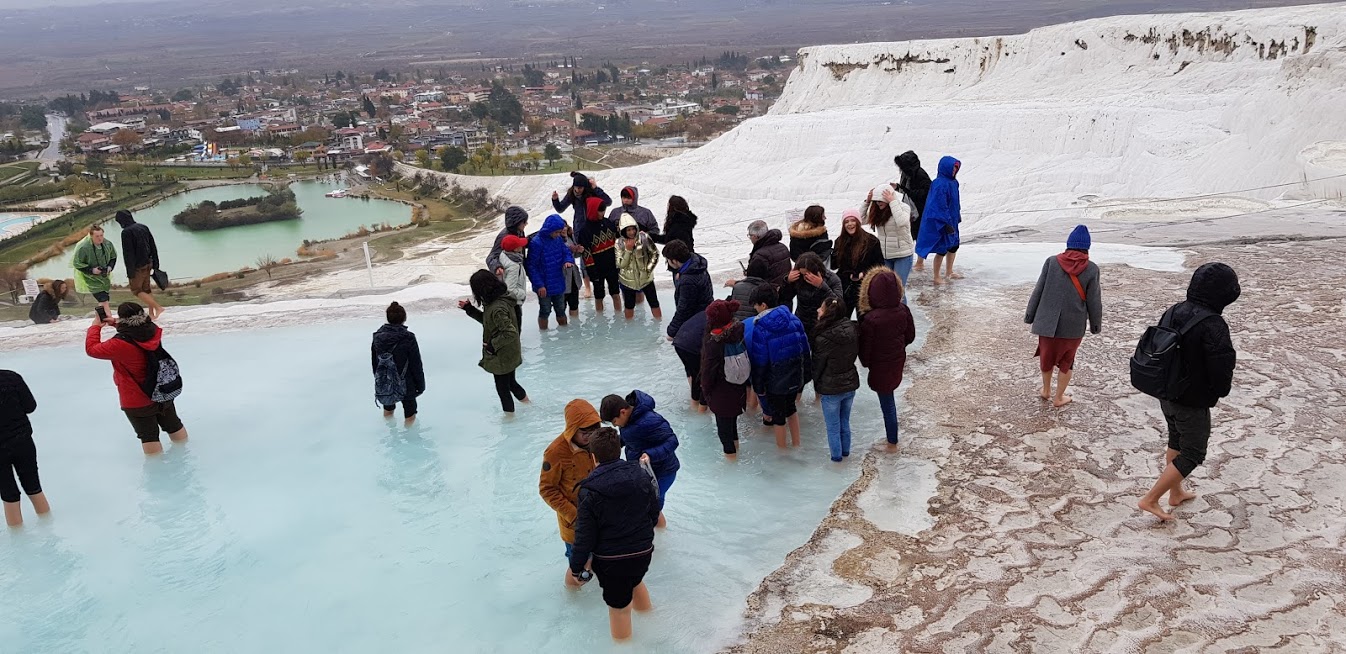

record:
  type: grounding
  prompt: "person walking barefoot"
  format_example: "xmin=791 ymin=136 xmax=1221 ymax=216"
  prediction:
xmin=913 ymin=157 xmax=963 ymax=285
xmin=1134 ymin=263 xmax=1239 ymax=521
xmin=1024 ymin=225 xmax=1103 ymax=408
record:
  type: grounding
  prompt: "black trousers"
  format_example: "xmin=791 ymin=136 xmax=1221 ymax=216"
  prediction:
xmin=675 ymin=347 xmax=703 ymax=404
xmin=382 ymin=396 xmax=418 ymax=418
xmin=494 ymin=371 xmax=528 ymax=412
xmin=588 ymin=251 xmax=621 ymax=301
xmin=1161 ymin=400 xmax=1211 ymax=477
xmin=0 ymin=435 xmax=41 ymax=503
xmin=715 ymin=414 xmax=738 ymax=454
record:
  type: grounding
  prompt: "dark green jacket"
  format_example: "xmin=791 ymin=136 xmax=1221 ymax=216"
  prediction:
xmin=465 ymin=296 xmax=522 ymax=375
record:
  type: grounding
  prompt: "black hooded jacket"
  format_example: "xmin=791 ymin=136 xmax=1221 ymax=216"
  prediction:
xmin=0 ymin=370 xmax=37 ymax=447
xmin=668 ymin=253 xmax=713 ymax=339
xmin=371 ymin=324 xmax=427 ymax=398
xmin=895 ymin=151 xmax=931 ymax=220
xmin=568 ymin=459 xmax=660 ymax=573
xmin=1167 ymin=262 xmax=1240 ymax=408
xmin=117 ymin=216 xmax=159 ymax=272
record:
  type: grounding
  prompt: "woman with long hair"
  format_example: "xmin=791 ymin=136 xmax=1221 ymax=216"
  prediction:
xmin=28 ymin=279 xmax=70 ymax=325
xmin=831 ymin=209 xmax=884 ymax=317
xmin=656 ymin=195 xmax=698 ymax=253
xmin=812 ymin=296 xmax=860 ymax=462
xmin=460 ymin=269 xmax=529 ymax=413
xmin=864 ymin=185 xmax=915 ymax=288
xmin=788 ymin=205 xmax=831 ymax=263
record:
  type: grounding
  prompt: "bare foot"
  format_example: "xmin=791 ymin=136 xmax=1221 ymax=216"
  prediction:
xmin=948 ymin=272 xmax=965 ymax=280
xmin=1039 ymin=389 xmax=1051 ymax=401
xmin=1137 ymin=499 xmax=1174 ymax=521
xmin=913 ymin=261 xmax=925 ymax=272
xmin=519 ymin=396 xmax=531 ymax=404
xmin=885 ymin=442 xmax=899 ymax=453
xmin=1053 ymin=395 xmax=1073 ymax=408
xmin=932 ymin=277 xmax=943 ymax=286
xmin=1168 ymin=487 xmax=1198 ymax=507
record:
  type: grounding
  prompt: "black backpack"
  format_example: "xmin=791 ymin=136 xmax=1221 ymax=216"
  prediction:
xmin=118 ymin=336 xmax=184 ymax=403
xmin=1130 ymin=306 xmax=1212 ymax=401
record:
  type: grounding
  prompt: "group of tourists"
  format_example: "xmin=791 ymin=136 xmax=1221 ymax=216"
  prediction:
xmin=2 ymin=152 xmax=1241 ymax=646
xmin=27 ymin=209 xmax=166 ymax=326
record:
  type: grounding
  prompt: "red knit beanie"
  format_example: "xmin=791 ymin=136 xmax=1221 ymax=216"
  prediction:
xmin=706 ymin=299 xmax=738 ymax=329
xmin=501 ymin=235 xmax=528 ymax=252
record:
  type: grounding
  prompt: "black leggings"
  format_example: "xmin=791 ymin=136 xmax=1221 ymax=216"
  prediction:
xmin=494 ymin=370 xmax=528 ymax=412
xmin=382 ymin=397 xmax=418 ymax=419
xmin=565 ymin=288 xmax=579 ymax=312
xmin=675 ymin=347 xmax=703 ymax=404
xmin=715 ymin=414 xmax=738 ymax=454
xmin=589 ymin=252 xmax=621 ymax=301
xmin=0 ymin=435 xmax=41 ymax=504
xmin=620 ymin=282 xmax=661 ymax=309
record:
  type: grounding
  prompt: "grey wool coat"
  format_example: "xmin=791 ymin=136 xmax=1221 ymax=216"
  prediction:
xmin=1025 ymin=256 xmax=1103 ymax=338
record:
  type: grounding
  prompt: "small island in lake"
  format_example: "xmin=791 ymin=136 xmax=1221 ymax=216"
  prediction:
xmin=172 ymin=187 xmax=303 ymax=230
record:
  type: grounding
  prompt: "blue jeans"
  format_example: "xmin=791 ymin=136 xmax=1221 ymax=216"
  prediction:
xmin=887 ymin=256 xmax=914 ymax=292
xmin=877 ymin=391 xmax=899 ymax=444
xmin=537 ymin=292 xmax=566 ymax=319
xmin=656 ymin=470 xmax=676 ymax=512
xmin=820 ymin=391 xmax=856 ymax=461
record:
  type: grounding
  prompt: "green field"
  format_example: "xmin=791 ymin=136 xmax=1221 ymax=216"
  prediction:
xmin=0 ymin=161 xmax=41 ymax=184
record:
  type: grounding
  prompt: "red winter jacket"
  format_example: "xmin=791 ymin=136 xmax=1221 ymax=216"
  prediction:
xmin=86 ymin=324 xmax=163 ymax=409
xmin=858 ymin=271 xmax=916 ymax=394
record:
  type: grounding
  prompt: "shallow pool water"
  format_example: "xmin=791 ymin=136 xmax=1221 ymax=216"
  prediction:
xmin=0 ymin=311 xmax=898 ymax=653
xmin=27 ymin=179 xmax=409 ymax=282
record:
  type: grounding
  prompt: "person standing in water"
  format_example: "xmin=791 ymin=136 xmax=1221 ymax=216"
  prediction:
xmin=747 ymin=284 xmax=810 ymax=448
xmin=497 ymin=235 xmax=530 ymax=328
xmin=616 ymin=214 xmax=661 ymax=320
xmin=578 ymin=196 xmax=622 ymax=313
xmin=114 ymin=210 xmax=165 ymax=320
xmin=894 ymin=151 xmax=932 ymax=272
xmin=85 ymin=302 xmax=188 ymax=455
xmin=486 ymin=206 xmax=529 ymax=276
xmin=371 ymin=302 xmax=426 ymax=425
xmin=700 ymin=299 xmax=749 ymax=459
xmin=857 ymin=266 xmax=916 ymax=450
xmin=525 ymin=214 xmax=577 ymax=330
xmin=914 ymin=156 xmax=964 ymax=286
xmin=459 ymin=270 xmax=528 ymax=413
xmin=541 ymin=399 xmax=601 ymax=586
xmin=1 ymin=369 xmax=50 ymax=527
xmin=609 ymin=186 xmax=660 ymax=238
xmin=600 ymin=390 xmax=679 ymax=527
xmin=1136 ymin=263 xmax=1240 ymax=522
xmin=1024 ymin=225 xmax=1103 ymax=408
xmin=812 ymin=297 xmax=860 ymax=462
xmin=72 ymin=224 xmax=117 ymax=320
xmin=567 ymin=427 xmax=660 ymax=642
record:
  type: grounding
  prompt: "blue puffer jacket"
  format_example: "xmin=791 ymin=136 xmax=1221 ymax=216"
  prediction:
xmin=915 ymin=156 xmax=962 ymax=258
xmin=525 ymin=214 xmax=575 ymax=296
xmin=620 ymin=390 xmax=681 ymax=479
xmin=748 ymin=305 xmax=811 ymax=396
xmin=668 ymin=253 xmax=714 ymax=338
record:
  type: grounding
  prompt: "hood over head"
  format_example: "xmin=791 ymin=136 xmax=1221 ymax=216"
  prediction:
xmin=115 ymin=313 xmax=161 ymax=345
xmin=937 ymin=156 xmax=961 ymax=180
xmin=562 ymin=399 xmax=601 ymax=442
xmin=895 ymin=150 xmax=922 ymax=174
xmin=585 ymin=196 xmax=607 ymax=221
xmin=1186 ymin=262 xmax=1241 ymax=313
xmin=504 ymin=206 xmax=529 ymax=230
xmin=866 ymin=267 xmax=904 ymax=310
xmin=621 ymin=186 xmax=640 ymax=205
xmin=540 ymin=213 xmax=568 ymax=238
xmin=114 ymin=210 xmax=135 ymax=227
xmin=618 ymin=214 xmax=640 ymax=234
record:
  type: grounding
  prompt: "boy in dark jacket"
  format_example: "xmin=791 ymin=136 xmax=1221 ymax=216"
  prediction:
xmin=1 ymin=369 xmax=49 ymax=527
xmin=114 ymin=210 xmax=165 ymax=321
xmin=600 ymin=390 xmax=679 ymax=526
xmin=568 ymin=427 xmax=659 ymax=641
xmin=747 ymin=284 xmax=810 ymax=448
xmin=372 ymin=302 xmax=427 ymax=423
xmin=1137 ymin=262 xmax=1240 ymax=522
xmin=663 ymin=240 xmax=713 ymax=340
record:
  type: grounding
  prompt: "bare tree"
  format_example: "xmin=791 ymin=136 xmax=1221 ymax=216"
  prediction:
xmin=255 ymin=254 xmax=279 ymax=280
